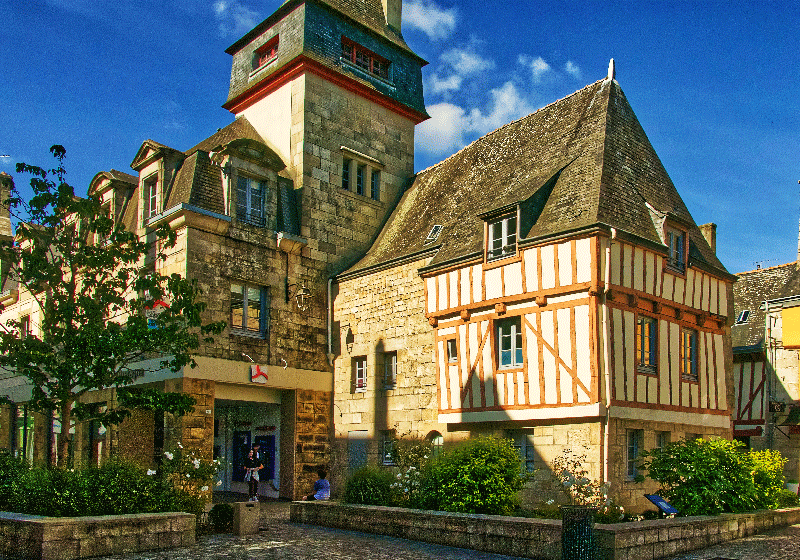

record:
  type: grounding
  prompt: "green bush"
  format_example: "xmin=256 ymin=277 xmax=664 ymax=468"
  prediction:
xmin=0 ymin=451 xmax=29 ymax=511
xmin=416 ymin=437 xmax=526 ymax=515
xmin=641 ymin=438 xmax=790 ymax=516
xmin=751 ymin=449 xmax=786 ymax=509
xmin=344 ymin=465 xmax=397 ymax=506
xmin=776 ymin=489 xmax=800 ymax=508
xmin=208 ymin=503 xmax=234 ymax=532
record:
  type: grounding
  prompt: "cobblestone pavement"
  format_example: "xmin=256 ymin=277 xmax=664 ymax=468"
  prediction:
xmin=664 ymin=522 xmax=800 ymax=560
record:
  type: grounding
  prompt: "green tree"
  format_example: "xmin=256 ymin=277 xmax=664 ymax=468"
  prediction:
xmin=0 ymin=146 xmax=225 ymax=467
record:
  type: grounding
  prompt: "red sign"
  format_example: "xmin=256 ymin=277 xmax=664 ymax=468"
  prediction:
xmin=251 ymin=364 xmax=269 ymax=383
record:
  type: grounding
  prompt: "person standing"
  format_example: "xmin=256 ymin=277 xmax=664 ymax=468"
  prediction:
xmin=242 ymin=447 xmax=262 ymax=502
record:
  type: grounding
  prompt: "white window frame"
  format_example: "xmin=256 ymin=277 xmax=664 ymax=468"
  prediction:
xmin=488 ymin=214 xmax=517 ymax=261
xmin=681 ymin=327 xmax=699 ymax=381
xmin=497 ymin=316 xmax=523 ymax=369
xmin=354 ymin=357 xmax=367 ymax=393
xmin=143 ymin=174 xmax=159 ymax=221
xmin=236 ymin=175 xmax=265 ymax=227
xmin=230 ymin=282 xmax=267 ymax=338
xmin=446 ymin=338 xmax=458 ymax=363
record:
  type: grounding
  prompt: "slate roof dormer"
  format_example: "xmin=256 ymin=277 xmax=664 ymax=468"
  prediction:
xmin=343 ymin=77 xmax=731 ymax=280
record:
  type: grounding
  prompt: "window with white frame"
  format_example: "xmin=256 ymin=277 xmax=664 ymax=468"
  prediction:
xmin=627 ymin=429 xmax=643 ymax=478
xmin=636 ymin=315 xmax=658 ymax=374
xmin=446 ymin=338 xmax=458 ymax=363
xmin=383 ymin=351 xmax=397 ymax=389
xmin=236 ymin=175 xmax=265 ymax=227
xmin=497 ymin=316 xmax=523 ymax=368
xmin=19 ymin=315 xmax=30 ymax=338
xmin=143 ymin=174 xmax=159 ymax=221
xmin=230 ymin=282 xmax=267 ymax=337
xmin=354 ymin=356 xmax=367 ymax=393
xmin=488 ymin=214 xmax=517 ymax=260
xmin=666 ymin=228 xmax=686 ymax=273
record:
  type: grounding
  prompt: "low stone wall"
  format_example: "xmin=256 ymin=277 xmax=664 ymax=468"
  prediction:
xmin=290 ymin=502 xmax=800 ymax=560
xmin=0 ymin=511 xmax=195 ymax=560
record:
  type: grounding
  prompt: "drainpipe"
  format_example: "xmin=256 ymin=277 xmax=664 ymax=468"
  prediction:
xmin=602 ymin=228 xmax=617 ymax=484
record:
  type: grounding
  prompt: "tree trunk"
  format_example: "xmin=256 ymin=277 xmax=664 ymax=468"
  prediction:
xmin=57 ymin=401 xmax=73 ymax=469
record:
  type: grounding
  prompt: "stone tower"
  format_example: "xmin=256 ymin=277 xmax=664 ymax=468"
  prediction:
xmin=222 ymin=0 xmax=428 ymax=274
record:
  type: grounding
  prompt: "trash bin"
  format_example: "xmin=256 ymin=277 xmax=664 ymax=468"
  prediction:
xmin=232 ymin=501 xmax=260 ymax=535
xmin=561 ymin=505 xmax=597 ymax=560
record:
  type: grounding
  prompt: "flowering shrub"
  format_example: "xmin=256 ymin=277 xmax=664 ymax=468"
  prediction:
xmin=416 ymin=437 xmax=527 ymax=515
xmin=389 ymin=438 xmax=432 ymax=506
xmin=548 ymin=447 xmax=622 ymax=521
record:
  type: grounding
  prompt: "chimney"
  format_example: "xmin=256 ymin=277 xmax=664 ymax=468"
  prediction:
xmin=699 ymin=223 xmax=717 ymax=254
xmin=0 ymin=172 xmax=13 ymax=242
xmin=382 ymin=0 xmax=402 ymax=31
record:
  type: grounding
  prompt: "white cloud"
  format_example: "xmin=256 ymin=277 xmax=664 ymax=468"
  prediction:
xmin=518 ymin=55 xmax=552 ymax=83
xmin=213 ymin=0 xmax=260 ymax=37
xmin=403 ymin=0 xmax=456 ymax=41
xmin=0 ymin=155 xmax=13 ymax=168
xmin=564 ymin=60 xmax=582 ymax=79
xmin=441 ymin=48 xmax=494 ymax=75
xmin=417 ymin=82 xmax=532 ymax=156
xmin=428 ymin=74 xmax=463 ymax=94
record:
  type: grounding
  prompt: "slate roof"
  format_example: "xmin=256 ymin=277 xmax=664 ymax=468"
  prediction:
xmin=185 ymin=117 xmax=269 ymax=157
xmin=732 ymin=262 xmax=800 ymax=350
xmin=344 ymin=78 xmax=729 ymax=278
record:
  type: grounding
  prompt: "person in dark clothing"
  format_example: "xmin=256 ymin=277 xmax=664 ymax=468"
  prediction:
xmin=303 ymin=468 xmax=330 ymax=501
xmin=242 ymin=448 xmax=262 ymax=501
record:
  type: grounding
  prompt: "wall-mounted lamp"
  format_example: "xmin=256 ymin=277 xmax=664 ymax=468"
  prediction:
xmin=286 ymin=281 xmax=312 ymax=312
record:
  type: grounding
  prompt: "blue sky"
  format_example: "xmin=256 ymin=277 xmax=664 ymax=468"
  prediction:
xmin=1 ymin=0 xmax=798 ymax=275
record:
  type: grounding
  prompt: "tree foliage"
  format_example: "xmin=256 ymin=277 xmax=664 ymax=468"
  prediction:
xmin=0 ymin=146 xmax=225 ymax=466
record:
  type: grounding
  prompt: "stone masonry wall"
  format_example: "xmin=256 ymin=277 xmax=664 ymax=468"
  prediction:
xmin=294 ymin=389 xmax=332 ymax=499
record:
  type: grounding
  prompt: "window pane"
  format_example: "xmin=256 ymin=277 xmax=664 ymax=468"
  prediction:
xmin=231 ymin=284 xmax=244 ymax=329
xmin=236 ymin=176 xmax=249 ymax=217
xmin=250 ymin=181 xmax=264 ymax=220
xmin=246 ymin=286 xmax=261 ymax=331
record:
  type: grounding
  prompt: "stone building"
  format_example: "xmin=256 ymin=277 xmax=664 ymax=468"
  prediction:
xmin=732 ymin=256 xmax=800 ymax=481
xmin=332 ymin=65 xmax=736 ymax=511
xmin=1 ymin=0 xmax=736 ymax=510
xmin=0 ymin=0 xmax=426 ymax=500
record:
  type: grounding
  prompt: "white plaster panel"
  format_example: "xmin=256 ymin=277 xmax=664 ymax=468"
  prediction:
xmin=460 ymin=268 xmax=471 ymax=307
xmin=654 ymin=256 xmax=663 ymax=297
xmin=647 ymin=375 xmax=657 ymax=404
xmin=485 ymin=267 xmax=503 ymax=301
xmin=558 ymin=307 xmax=573 ymax=404
xmin=426 ymin=277 xmax=436 ymax=314
xmin=693 ymin=272 xmax=702 ymax=309
xmin=636 ymin=374 xmax=647 ymax=403
xmin=542 ymin=310 xmax=557 ymax=404
xmin=662 ymin=272 xmax=674 ymax=302
xmin=437 ymin=275 xmax=448 ymax=312
xmin=681 ymin=381 xmax=690 ymax=408
xmin=517 ymin=371 xmax=526 ymax=406
xmin=700 ymin=331 xmax=708 ymax=408
xmin=505 ymin=261 xmax=523 ymax=296
xmin=624 ymin=310 xmax=635 ymax=402
xmin=576 ymin=238 xmax=592 ymax=284
xmin=541 ymin=245 xmax=556 ymax=290
xmin=449 ymin=271 xmax=459 ymax=310
xmin=644 ymin=251 xmax=655 ymax=297
xmin=469 ymin=323 xmax=482 ymax=409
xmin=674 ymin=276 xmax=686 ymax=306
xmin=472 ymin=266 xmax=482 ymax=303
xmin=633 ymin=247 xmax=644 ymax=292
xmin=710 ymin=280 xmax=719 ymax=315
xmin=558 ymin=242 xmax=573 ymax=287
xmin=482 ymin=321 xmax=495 ymax=407
xmin=449 ymin=364 xmax=460 ymax=411
xmin=622 ymin=243 xmax=633 ymax=289
xmin=690 ymin=383 xmax=699 ymax=407
xmin=684 ymin=269 xmax=695 ymax=307
xmin=525 ymin=313 xmax=541 ymax=405
xmin=496 ymin=372 xmax=506 ymax=406
xmin=438 ymin=403 xmax=604 ymax=424
xmin=714 ymin=333 xmax=727 ymax=409
xmin=574 ymin=304 xmax=591 ymax=402
xmin=459 ymin=324 xmax=469 ymax=407
xmin=613 ymin=308 xmax=626 ymax=401
xmin=707 ymin=332 xmax=717 ymax=410
xmin=659 ymin=319 xmax=671 ymax=405
xmin=610 ymin=242 xmax=621 ymax=286
xmin=438 ymin=340 xmax=447 ymax=410
xmin=753 ymin=362 xmax=764 ymax=419
xmin=524 ymin=248 xmax=538 ymax=293
xmin=738 ymin=360 xmax=750 ymax=418
xmin=718 ymin=283 xmax=728 ymax=318
xmin=670 ymin=322 xmax=680 ymax=405
xmin=438 ymin=326 xmax=457 ymax=336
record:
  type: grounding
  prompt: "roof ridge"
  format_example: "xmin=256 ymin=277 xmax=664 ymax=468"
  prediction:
xmin=736 ymin=261 xmax=798 ymax=276
xmin=414 ymin=78 xmax=607 ymax=178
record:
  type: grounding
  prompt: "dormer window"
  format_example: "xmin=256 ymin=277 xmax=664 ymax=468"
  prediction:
xmin=666 ymin=227 xmax=686 ymax=273
xmin=735 ymin=310 xmax=750 ymax=325
xmin=341 ymin=37 xmax=390 ymax=80
xmin=143 ymin=174 xmax=159 ymax=221
xmin=488 ymin=214 xmax=517 ymax=261
xmin=254 ymin=36 xmax=279 ymax=69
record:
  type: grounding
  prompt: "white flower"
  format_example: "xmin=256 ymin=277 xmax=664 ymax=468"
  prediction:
xmin=147 ymin=469 xmax=156 ymax=476
xmin=186 ymin=473 xmax=191 ymax=478
xmin=216 ymin=480 xmax=222 ymax=487
xmin=177 ymin=442 xmax=183 ymax=449
xmin=201 ymin=486 xmax=209 ymax=492
xmin=164 ymin=451 xmax=174 ymax=460
xmin=193 ymin=458 xmax=201 ymax=469
xmin=546 ymin=499 xmax=554 ymax=505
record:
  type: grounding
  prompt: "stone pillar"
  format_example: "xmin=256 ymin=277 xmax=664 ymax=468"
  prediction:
xmin=282 ymin=389 xmax=331 ymax=500
xmin=164 ymin=378 xmax=215 ymax=459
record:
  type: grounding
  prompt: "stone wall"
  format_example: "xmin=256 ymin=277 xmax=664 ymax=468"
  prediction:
xmin=0 ymin=511 xmax=194 ymax=560
xmin=291 ymin=501 xmax=800 ymax=560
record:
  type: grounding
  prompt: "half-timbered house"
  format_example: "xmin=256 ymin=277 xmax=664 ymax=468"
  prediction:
xmin=333 ymin=66 xmax=736 ymax=510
